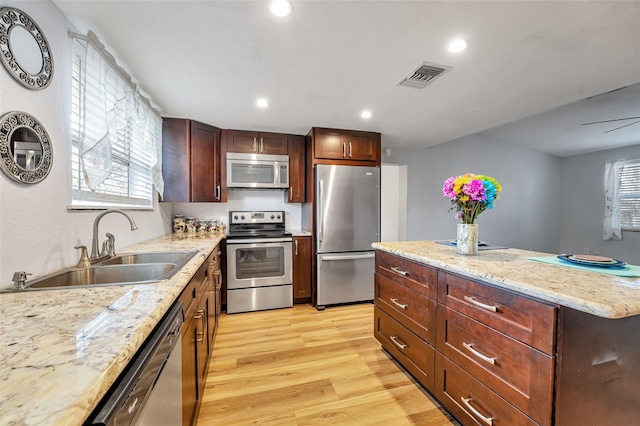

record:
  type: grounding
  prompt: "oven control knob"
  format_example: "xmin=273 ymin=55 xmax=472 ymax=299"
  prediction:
xmin=234 ymin=215 xmax=238 ymax=220
xmin=277 ymin=215 xmax=281 ymax=219
xmin=271 ymin=215 xmax=275 ymax=219
xmin=241 ymin=215 xmax=245 ymax=220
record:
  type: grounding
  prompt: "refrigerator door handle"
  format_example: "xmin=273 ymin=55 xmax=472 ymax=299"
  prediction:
xmin=322 ymin=253 xmax=375 ymax=261
xmin=318 ymin=179 xmax=324 ymax=247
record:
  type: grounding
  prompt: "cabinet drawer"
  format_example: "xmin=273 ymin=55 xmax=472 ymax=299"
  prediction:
xmin=374 ymin=306 xmax=435 ymax=391
xmin=435 ymin=354 xmax=538 ymax=426
xmin=376 ymin=251 xmax=437 ymax=299
xmin=375 ymin=273 xmax=436 ymax=344
xmin=178 ymin=279 xmax=198 ymax=326
xmin=438 ymin=271 xmax=556 ymax=354
xmin=437 ymin=306 xmax=553 ymax=426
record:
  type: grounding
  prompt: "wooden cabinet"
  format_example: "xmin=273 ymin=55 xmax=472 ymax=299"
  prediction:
xmin=375 ymin=249 xmax=640 ymax=426
xmin=286 ymin=135 xmax=305 ymax=203
xmin=310 ymin=127 xmax=380 ymax=165
xmin=162 ymin=118 xmax=224 ymax=203
xmin=374 ymin=251 xmax=437 ymax=391
xmin=178 ymin=244 xmax=221 ymax=426
xmin=225 ymin=129 xmax=288 ymax=155
xmin=292 ymin=236 xmax=311 ymax=300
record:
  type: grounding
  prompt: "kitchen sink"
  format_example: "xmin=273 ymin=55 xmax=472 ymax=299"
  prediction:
xmin=26 ymin=263 xmax=178 ymax=290
xmin=100 ymin=251 xmax=197 ymax=266
xmin=4 ymin=251 xmax=199 ymax=292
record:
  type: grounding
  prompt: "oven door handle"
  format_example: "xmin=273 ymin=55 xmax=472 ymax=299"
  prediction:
xmin=322 ymin=253 xmax=375 ymax=261
xmin=227 ymin=238 xmax=292 ymax=244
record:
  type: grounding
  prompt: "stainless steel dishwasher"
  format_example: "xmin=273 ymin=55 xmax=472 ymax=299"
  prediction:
xmin=88 ymin=301 xmax=183 ymax=426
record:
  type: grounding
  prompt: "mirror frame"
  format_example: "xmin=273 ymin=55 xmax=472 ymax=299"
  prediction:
xmin=0 ymin=111 xmax=53 ymax=184
xmin=0 ymin=7 xmax=53 ymax=90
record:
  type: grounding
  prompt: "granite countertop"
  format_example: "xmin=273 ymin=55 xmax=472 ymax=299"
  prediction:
xmin=372 ymin=241 xmax=640 ymax=319
xmin=0 ymin=233 xmax=223 ymax=426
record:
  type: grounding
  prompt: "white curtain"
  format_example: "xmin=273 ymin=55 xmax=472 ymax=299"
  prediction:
xmin=78 ymin=32 xmax=164 ymax=196
xmin=79 ymin=41 xmax=113 ymax=190
xmin=602 ymin=160 xmax=622 ymax=240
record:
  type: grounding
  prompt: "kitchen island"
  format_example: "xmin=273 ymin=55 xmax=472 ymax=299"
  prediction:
xmin=0 ymin=234 xmax=223 ymax=426
xmin=372 ymin=241 xmax=640 ymax=426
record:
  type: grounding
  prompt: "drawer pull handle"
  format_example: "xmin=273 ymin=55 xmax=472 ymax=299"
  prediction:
xmin=461 ymin=397 xmax=493 ymax=426
xmin=390 ymin=335 xmax=407 ymax=350
xmin=390 ymin=266 xmax=408 ymax=276
xmin=463 ymin=342 xmax=496 ymax=365
xmin=464 ymin=296 xmax=498 ymax=312
xmin=390 ymin=298 xmax=408 ymax=310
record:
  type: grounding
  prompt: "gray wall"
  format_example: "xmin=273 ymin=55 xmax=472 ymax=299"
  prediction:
xmin=559 ymin=144 xmax=640 ymax=264
xmin=385 ymin=133 xmax=562 ymax=253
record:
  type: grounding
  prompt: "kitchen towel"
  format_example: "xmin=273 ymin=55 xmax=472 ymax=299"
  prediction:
xmin=527 ymin=256 xmax=640 ymax=278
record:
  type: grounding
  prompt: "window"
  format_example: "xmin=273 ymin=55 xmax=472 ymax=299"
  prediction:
xmin=619 ymin=160 xmax=640 ymax=229
xmin=70 ymin=34 xmax=162 ymax=209
xmin=603 ymin=158 xmax=640 ymax=240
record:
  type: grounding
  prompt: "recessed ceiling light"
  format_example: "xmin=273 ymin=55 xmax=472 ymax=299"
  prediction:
xmin=270 ymin=0 xmax=293 ymax=17
xmin=256 ymin=98 xmax=269 ymax=108
xmin=361 ymin=110 xmax=372 ymax=119
xmin=448 ymin=38 xmax=468 ymax=53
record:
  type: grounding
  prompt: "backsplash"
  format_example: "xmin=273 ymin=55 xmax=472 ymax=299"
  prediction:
xmin=173 ymin=190 xmax=303 ymax=232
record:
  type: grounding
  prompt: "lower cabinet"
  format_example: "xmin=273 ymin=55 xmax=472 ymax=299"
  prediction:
xmin=292 ymin=236 xmax=311 ymax=301
xmin=374 ymin=250 xmax=556 ymax=426
xmin=178 ymin=244 xmax=220 ymax=426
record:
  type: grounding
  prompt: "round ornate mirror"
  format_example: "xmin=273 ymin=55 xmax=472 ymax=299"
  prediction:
xmin=0 ymin=7 xmax=53 ymax=90
xmin=0 ymin=111 xmax=53 ymax=184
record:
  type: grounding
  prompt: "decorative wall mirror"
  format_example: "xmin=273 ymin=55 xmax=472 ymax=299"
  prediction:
xmin=0 ymin=111 xmax=53 ymax=184
xmin=0 ymin=7 xmax=53 ymax=90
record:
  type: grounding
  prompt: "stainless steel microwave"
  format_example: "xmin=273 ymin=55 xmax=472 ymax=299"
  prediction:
xmin=226 ymin=152 xmax=289 ymax=189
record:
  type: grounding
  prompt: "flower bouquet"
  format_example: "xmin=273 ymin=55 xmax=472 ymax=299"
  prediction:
xmin=442 ymin=174 xmax=502 ymax=254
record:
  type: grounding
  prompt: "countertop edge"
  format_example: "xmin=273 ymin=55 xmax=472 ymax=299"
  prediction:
xmin=372 ymin=242 xmax=640 ymax=319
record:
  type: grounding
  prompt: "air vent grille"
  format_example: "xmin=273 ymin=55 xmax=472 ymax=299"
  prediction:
xmin=397 ymin=62 xmax=451 ymax=89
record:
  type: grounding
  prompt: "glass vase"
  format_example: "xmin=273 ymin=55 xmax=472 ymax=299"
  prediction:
xmin=457 ymin=223 xmax=478 ymax=255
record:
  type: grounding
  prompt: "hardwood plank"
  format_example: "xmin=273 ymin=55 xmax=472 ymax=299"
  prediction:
xmin=197 ymin=304 xmax=458 ymax=425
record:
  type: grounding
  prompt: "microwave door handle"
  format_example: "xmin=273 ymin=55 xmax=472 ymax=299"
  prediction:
xmin=317 ymin=180 xmax=324 ymax=247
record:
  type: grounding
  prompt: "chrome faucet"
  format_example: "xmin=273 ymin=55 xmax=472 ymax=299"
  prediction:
xmin=91 ymin=209 xmax=138 ymax=260
xmin=12 ymin=271 xmax=32 ymax=290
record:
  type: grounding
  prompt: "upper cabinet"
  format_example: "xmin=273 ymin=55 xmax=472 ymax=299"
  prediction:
xmin=225 ymin=130 xmax=288 ymax=155
xmin=310 ymin=127 xmax=381 ymax=165
xmin=162 ymin=118 xmax=225 ymax=203
xmin=287 ymin=135 xmax=305 ymax=203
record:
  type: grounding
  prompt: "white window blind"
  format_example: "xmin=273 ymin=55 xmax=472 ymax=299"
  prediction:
xmin=70 ymin=35 xmax=163 ymax=209
xmin=619 ymin=160 xmax=640 ymax=229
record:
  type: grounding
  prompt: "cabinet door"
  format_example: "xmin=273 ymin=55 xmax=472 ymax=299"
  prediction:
xmin=181 ymin=315 xmax=199 ymax=426
xmin=346 ymin=131 xmax=379 ymax=162
xmin=226 ymin=129 xmax=259 ymax=153
xmin=195 ymin=297 xmax=209 ymax=399
xmin=162 ymin=118 xmax=190 ymax=202
xmin=258 ymin=132 xmax=288 ymax=155
xmin=286 ymin=135 xmax=305 ymax=203
xmin=314 ymin=128 xmax=346 ymax=160
xmin=190 ymin=121 xmax=221 ymax=202
xmin=292 ymin=236 xmax=311 ymax=299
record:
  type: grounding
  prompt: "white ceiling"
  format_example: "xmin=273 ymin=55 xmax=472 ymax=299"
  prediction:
xmin=52 ymin=0 xmax=640 ymax=157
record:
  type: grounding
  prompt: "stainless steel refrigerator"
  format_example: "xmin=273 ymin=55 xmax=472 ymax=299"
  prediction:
xmin=315 ymin=164 xmax=380 ymax=308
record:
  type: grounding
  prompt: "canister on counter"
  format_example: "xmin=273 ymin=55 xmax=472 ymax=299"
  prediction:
xmin=197 ymin=220 xmax=208 ymax=236
xmin=173 ymin=214 xmax=185 ymax=233
xmin=207 ymin=220 xmax=218 ymax=234
xmin=185 ymin=217 xmax=197 ymax=233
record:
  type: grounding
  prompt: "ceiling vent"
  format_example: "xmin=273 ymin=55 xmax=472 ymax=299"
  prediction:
xmin=397 ymin=62 xmax=451 ymax=89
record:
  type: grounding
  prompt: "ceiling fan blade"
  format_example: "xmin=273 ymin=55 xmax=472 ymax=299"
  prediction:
xmin=581 ymin=116 xmax=640 ymax=125
xmin=604 ymin=120 xmax=640 ymax=133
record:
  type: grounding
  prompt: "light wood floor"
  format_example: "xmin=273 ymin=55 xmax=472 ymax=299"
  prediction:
xmin=197 ymin=303 xmax=459 ymax=425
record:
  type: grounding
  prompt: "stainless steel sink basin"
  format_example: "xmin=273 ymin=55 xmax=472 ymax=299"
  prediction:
xmin=27 ymin=263 xmax=178 ymax=290
xmin=3 ymin=251 xmax=199 ymax=292
xmin=100 ymin=251 xmax=197 ymax=266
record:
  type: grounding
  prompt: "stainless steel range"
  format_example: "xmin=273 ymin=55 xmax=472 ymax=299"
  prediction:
xmin=226 ymin=210 xmax=293 ymax=314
